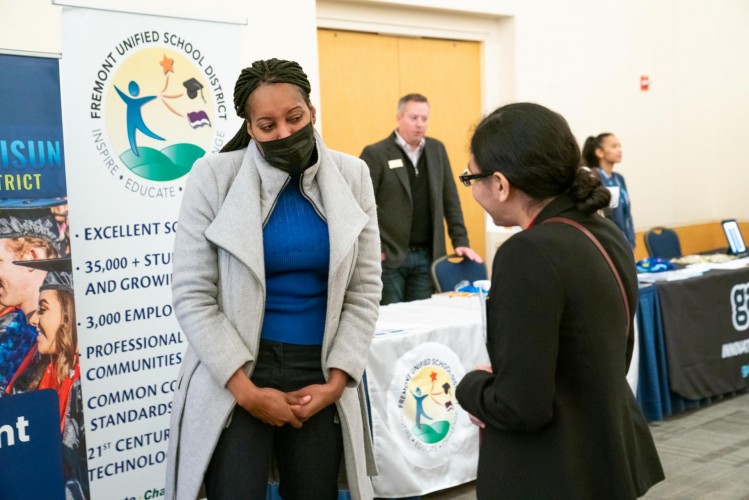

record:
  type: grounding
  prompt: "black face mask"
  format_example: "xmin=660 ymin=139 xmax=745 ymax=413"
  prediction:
xmin=256 ymin=121 xmax=317 ymax=176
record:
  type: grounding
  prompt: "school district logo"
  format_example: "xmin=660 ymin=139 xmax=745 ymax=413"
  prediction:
xmin=387 ymin=342 xmax=465 ymax=468
xmin=90 ymin=33 xmax=229 ymax=198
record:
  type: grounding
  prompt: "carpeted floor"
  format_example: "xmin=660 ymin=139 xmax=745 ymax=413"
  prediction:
xmin=421 ymin=391 xmax=749 ymax=500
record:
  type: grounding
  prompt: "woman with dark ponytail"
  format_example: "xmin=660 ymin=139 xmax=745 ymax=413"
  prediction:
xmin=582 ymin=132 xmax=636 ymax=249
xmin=166 ymin=59 xmax=381 ymax=499
xmin=456 ymin=103 xmax=663 ymax=499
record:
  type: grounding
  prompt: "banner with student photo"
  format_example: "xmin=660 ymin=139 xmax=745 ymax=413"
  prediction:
xmin=60 ymin=7 xmax=239 ymax=498
xmin=0 ymin=53 xmax=83 ymax=500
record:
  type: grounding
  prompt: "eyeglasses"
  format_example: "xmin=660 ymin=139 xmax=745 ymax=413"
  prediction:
xmin=459 ymin=168 xmax=493 ymax=187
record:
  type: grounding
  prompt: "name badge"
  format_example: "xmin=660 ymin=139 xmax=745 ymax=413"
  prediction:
xmin=607 ymin=186 xmax=620 ymax=208
xmin=388 ymin=159 xmax=404 ymax=169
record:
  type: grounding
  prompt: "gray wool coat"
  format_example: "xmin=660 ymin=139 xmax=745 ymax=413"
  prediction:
xmin=165 ymin=133 xmax=382 ymax=500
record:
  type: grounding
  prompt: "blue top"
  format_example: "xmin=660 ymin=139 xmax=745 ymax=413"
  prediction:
xmin=596 ymin=168 xmax=635 ymax=249
xmin=260 ymin=176 xmax=330 ymax=345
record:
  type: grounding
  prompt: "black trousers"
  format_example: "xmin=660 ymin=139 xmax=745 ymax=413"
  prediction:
xmin=204 ymin=340 xmax=343 ymax=499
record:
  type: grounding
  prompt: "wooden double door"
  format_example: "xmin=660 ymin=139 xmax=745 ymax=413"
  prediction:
xmin=317 ymin=29 xmax=485 ymax=260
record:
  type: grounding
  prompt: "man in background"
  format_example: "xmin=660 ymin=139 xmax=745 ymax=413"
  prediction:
xmin=361 ymin=93 xmax=481 ymax=305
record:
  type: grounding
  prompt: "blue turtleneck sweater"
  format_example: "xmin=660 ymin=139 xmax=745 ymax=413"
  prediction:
xmin=260 ymin=176 xmax=330 ymax=345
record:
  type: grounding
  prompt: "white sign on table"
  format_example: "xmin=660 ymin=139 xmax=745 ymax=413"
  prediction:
xmin=368 ymin=299 xmax=489 ymax=498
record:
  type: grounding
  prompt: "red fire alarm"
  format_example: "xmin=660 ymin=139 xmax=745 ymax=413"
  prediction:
xmin=640 ymin=75 xmax=650 ymax=91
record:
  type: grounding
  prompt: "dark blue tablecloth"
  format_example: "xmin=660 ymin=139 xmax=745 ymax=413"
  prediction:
xmin=635 ymin=283 xmax=745 ymax=421
xmin=636 ymin=285 xmax=672 ymax=421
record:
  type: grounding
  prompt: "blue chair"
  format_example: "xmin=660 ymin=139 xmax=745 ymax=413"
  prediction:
xmin=644 ymin=227 xmax=682 ymax=259
xmin=431 ymin=253 xmax=487 ymax=292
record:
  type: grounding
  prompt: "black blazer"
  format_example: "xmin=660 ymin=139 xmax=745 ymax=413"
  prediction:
xmin=456 ymin=194 xmax=664 ymax=499
xmin=360 ymin=133 xmax=469 ymax=268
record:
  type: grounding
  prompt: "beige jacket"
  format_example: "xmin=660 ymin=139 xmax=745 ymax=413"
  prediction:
xmin=165 ymin=133 xmax=382 ymax=499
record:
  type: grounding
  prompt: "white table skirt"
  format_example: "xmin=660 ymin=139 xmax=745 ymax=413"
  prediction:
xmin=368 ymin=298 xmax=489 ymax=498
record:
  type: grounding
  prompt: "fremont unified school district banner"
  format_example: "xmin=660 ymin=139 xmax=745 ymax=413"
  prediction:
xmin=61 ymin=7 xmax=238 ymax=498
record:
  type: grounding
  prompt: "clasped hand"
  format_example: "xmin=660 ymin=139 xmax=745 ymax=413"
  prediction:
xmin=230 ymin=368 xmax=348 ymax=429
xmin=242 ymin=382 xmax=344 ymax=429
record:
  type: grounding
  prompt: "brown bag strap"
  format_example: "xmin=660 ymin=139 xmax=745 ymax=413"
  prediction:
xmin=544 ymin=217 xmax=631 ymax=337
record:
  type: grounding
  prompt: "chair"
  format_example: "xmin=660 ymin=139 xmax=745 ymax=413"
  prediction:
xmin=431 ymin=253 xmax=488 ymax=293
xmin=644 ymin=227 xmax=682 ymax=259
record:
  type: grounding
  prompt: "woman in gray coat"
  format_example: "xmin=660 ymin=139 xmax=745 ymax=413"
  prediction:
xmin=165 ymin=59 xmax=382 ymax=499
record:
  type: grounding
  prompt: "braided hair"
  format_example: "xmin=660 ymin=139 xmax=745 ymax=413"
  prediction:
xmin=221 ymin=58 xmax=312 ymax=152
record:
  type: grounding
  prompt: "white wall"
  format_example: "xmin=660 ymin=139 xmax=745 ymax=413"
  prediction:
xmin=512 ymin=1 xmax=676 ymax=230
xmin=671 ymin=0 xmax=749 ymax=224
xmin=1 ymin=0 xmax=61 ymax=56
xmin=509 ymin=0 xmax=749 ymax=229
xmin=2 ymin=0 xmax=748 ymax=230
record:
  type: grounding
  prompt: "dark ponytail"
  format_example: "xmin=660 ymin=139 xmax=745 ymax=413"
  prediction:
xmin=581 ymin=133 xmax=612 ymax=168
xmin=569 ymin=167 xmax=611 ymax=213
xmin=221 ymin=58 xmax=312 ymax=153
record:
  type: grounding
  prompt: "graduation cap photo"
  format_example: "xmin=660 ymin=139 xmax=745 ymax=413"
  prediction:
xmin=0 ymin=207 xmax=60 ymax=242
xmin=182 ymin=77 xmax=205 ymax=101
xmin=14 ymin=257 xmax=74 ymax=294
xmin=0 ymin=197 xmax=68 ymax=257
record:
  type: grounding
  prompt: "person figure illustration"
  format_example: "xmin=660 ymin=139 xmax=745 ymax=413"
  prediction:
xmin=411 ymin=386 xmax=432 ymax=428
xmin=114 ymin=80 xmax=165 ymax=156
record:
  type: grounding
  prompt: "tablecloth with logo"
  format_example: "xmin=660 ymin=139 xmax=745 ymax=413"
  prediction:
xmin=657 ymin=267 xmax=749 ymax=400
xmin=367 ymin=298 xmax=489 ymax=498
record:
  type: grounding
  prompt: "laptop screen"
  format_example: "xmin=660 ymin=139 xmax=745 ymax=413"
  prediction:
xmin=722 ymin=219 xmax=747 ymax=255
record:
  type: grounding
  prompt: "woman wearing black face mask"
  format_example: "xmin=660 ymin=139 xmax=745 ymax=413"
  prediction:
xmin=165 ymin=59 xmax=382 ymax=500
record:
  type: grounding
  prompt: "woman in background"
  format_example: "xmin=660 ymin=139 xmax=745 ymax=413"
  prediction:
xmin=456 ymin=103 xmax=663 ymax=499
xmin=582 ymin=133 xmax=635 ymax=249
xmin=165 ymin=58 xmax=381 ymax=500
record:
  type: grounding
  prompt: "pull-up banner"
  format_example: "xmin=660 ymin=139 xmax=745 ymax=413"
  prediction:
xmin=60 ymin=7 xmax=238 ymax=498
xmin=0 ymin=52 xmax=74 ymax=500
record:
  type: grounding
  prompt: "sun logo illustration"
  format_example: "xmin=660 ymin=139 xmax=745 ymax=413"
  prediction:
xmin=403 ymin=366 xmax=456 ymax=445
xmin=105 ymin=47 xmax=214 ymax=181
